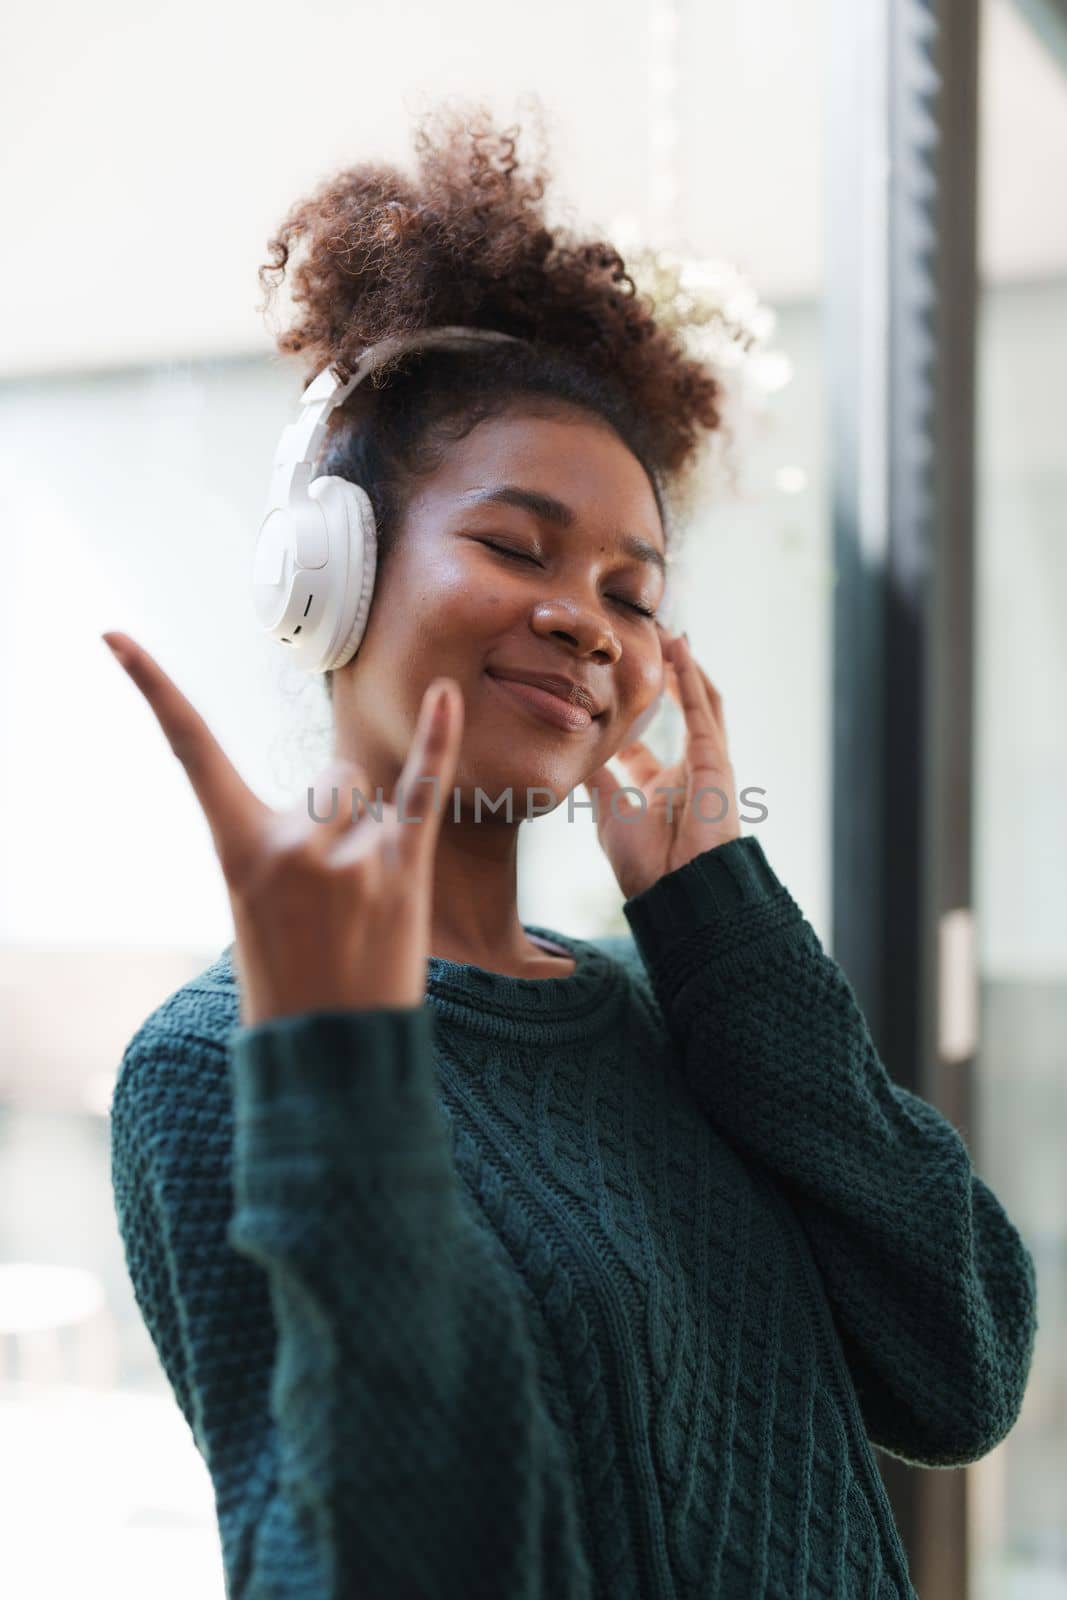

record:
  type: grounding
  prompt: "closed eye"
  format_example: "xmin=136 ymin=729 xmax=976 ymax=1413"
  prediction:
xmin=477 ymin=540 xmax=657 ymax=619
xmin=479 ymin=538 xmax=540 ymax=567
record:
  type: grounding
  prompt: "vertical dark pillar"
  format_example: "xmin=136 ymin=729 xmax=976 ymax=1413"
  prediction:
xmin=826 ymin=0 xmax=979 ymax=1594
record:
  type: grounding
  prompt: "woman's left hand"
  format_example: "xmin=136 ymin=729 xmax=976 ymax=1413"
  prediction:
xmin=582 ymin=630 xmax=741 ymax=901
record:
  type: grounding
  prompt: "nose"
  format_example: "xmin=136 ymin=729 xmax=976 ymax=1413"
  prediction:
xmin=529 ymin=599 xmax=622 ymax=663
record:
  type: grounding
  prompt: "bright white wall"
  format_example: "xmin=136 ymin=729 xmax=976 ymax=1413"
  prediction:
xmin=3 ymin=0 xmax=1065 ymax=382
xmin=974 ymin=276 xmax=1067 ymax=978
xmin=0 ymin=357 xmax=330 ymax=953
xmin=0 ymin=0 xmax=827 ymax=379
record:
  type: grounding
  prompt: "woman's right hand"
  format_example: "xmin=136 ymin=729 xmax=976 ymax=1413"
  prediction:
xmin=102 ymin=632 xmax=464 ymax=1026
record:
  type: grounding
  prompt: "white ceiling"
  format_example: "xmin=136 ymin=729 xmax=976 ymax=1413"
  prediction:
xmin=0 ymin=0 xmax=1064 ymax=379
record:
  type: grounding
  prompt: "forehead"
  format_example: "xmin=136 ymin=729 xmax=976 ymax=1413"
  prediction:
xmin=407 ymin=406 xmax=665 ymax=548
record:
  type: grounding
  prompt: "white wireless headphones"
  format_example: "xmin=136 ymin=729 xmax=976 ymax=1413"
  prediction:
xmin=251 ymin=323 xmax=673 ymax=744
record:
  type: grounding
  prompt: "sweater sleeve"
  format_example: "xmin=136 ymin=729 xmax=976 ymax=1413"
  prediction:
xmin=622 ymin=834 xmax=1039 ymax=1470
xmin=110 ymin=1002 xmax=593 ymax=1600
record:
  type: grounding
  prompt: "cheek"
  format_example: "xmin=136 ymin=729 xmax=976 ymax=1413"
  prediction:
xmin=360 ymin=557 xmax=507 ymax=712
xmin=364 ymin=551 xmax=459 ymax=645
xmin=396 ymin=549 xmax=500 ymax=623
xmin=615 ymin=653 xmax=664 ymax=718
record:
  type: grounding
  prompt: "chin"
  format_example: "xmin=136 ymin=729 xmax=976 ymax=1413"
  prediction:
xmin=453 ymin=742 xmax=589 ymax=821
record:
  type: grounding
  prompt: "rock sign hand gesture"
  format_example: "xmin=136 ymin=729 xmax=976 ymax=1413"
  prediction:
xmin=102 ymin=632 xmax=463 ymax=1027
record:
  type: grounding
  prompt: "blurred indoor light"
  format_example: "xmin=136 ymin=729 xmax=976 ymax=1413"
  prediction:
xmin=775 ymin=466 xmax=809 ymax=494
xmin=0 ymin=1263 xmax=105 ymax=1335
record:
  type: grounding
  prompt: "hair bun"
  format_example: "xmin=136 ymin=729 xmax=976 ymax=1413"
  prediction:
xmin=257 ymin=97 xmax=724 ymax=495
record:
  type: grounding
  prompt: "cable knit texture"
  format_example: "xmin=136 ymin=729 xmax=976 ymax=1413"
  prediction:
xmin=109 ymin=835 xmax=1037 ymax=1599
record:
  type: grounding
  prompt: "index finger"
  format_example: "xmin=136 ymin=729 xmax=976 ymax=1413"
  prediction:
xmin=103 ymin=631 xmax=267 ymax=864
xmin=671 ymin=636 xmax=726 ymax=731
xmin=393 ymin=678 xmax=464 ymax=852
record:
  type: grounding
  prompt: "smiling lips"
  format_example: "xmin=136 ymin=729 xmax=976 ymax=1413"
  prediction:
xmin=484 ymin=667 xmax=603 ymax=731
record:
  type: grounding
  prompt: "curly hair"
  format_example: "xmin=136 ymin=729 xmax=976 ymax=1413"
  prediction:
xmin=256 ymin=98 xmax=725 ymax=700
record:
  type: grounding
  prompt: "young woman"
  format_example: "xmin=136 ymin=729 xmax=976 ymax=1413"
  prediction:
xmin=107 ymin=105 xmax=1037 ymax=1600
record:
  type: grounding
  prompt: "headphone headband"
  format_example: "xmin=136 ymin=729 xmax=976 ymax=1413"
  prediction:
xmin=303 ymin=326 xmax=527 ymax=409
xmin=264 ymin=327 xmax=526 ymax=515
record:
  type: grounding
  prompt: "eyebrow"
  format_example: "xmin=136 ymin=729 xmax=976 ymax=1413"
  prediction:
xmin=458 ymin=484 xmax=668 ymax=578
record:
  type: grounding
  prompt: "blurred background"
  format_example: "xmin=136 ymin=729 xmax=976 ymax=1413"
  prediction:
xmin=1 ymin=0 xmax=1064 ymax=1595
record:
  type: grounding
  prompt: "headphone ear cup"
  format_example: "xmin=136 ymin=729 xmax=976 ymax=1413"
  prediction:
xmin=306 ymin=477 xmax=378 ymax=672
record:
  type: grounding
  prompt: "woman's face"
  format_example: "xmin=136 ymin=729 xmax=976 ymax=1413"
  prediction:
xmin=337 ymin=404 xmax=668 ymax=815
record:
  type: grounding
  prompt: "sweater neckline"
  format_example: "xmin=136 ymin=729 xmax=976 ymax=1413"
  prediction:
xmin=212 ymin=924 xmax=628 ymax=1045
xmin=423 ymin=922 xmax=627 ymax=1043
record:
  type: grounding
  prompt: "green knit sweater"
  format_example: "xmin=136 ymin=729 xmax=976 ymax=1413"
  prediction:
xmin=109 ymin=835 xmax=1037 ymax=1599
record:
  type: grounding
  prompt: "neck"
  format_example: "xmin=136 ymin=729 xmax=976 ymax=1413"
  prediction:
xmin=427 ymin=809 xmax=539 ymax=967
xmin=331 ymin=700 xmax=559 ymax=972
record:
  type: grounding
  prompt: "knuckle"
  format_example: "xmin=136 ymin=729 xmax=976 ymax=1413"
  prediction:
xmin=168 ymin=729 xmax=199 ymax=770
xmin=274 ymin=833 xmax=319 ymax=871
xmin=217 ymin=818 xmax=271 ymax=893
xmin=383 ymin=811 xmax=419 ymax=869
xmin=231 ymin=838 xmax=321 ymax=912
xmin=251 ymin=819 xmax=320 ymax=880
